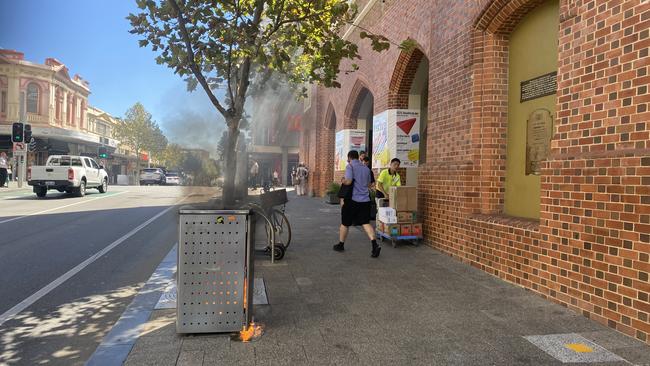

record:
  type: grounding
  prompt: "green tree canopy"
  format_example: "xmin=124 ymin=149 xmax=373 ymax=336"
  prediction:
xmin=159 ymin=143 xmax=183 ymax=169
xmin=113 ymin=102 xmax=168 ymax=176
xmin=128 ymin=0 xmax=369 ymax=204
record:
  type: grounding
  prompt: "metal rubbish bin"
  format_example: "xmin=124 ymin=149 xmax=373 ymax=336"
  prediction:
xmin=177 ymin=208 xmax=255 ymax=333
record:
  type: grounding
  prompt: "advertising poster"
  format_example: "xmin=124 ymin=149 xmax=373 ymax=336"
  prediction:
xmin=335 ymin=130 xmax=345 ymax=171
xmin=349 ymin=129 xmax=366 ymax=153
xmin=394 ymin=110 xmax=420 ymax=167
xmin=372 ymin=111 xmax=389 ymax=168
xmin=372 ymin=110 xmax=420 ymax=168
xmin=335 ymin=129 xmax=366 ymax=171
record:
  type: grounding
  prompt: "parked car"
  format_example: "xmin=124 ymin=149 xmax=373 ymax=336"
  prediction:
xmin=165 ymin=171 xmax=181 ymax=185
xmin=28 ymin=155 xmax=108 ymax=198
xmin=139 ymin=168 xmax=166 ymax=185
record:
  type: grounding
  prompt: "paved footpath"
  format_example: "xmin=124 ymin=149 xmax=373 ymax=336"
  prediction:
xmin=119 ymin=193 xmax=650 ymax=366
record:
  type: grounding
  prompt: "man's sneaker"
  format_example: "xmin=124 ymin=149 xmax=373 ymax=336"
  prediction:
xmin=371 ymin=245 xmax=381 ymax=258
xmin=333 ymin=243 xmax=345 ymax=252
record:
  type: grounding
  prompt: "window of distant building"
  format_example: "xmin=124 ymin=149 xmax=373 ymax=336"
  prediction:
xmin=26 ymin=83 xmax=39 ymax=114
xmin=1 ymin=90 xmax=6 ymax=113
xmin=97 ymin=121 xmax=107 ymax=136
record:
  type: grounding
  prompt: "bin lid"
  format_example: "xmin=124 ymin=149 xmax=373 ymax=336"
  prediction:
xmin=179 ymin=204 xmax=250 ymax=215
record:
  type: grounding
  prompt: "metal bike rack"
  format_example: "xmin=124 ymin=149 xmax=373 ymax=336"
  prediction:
xmin=251 ymin=189 xmax=289 ymax=263
xmin=177 ymin=208 xmax=254 ymax=333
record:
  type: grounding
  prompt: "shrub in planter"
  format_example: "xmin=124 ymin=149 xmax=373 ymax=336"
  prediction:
xmin=325 ymin=182 xmax=341 ymax=204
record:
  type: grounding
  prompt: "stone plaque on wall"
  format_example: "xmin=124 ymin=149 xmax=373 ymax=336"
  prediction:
xmin=526 ymin=108 xmax=553 ymax=175
xmin=521 ymin=72 xmax=557 ymax=102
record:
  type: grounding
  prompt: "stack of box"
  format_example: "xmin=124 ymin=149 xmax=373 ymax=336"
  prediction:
xmin=375 ymin=187 xmax=423 ymax=238
xmin=390 ymin=186 xmax=422 ymax=237
xmin=376 ymin=207 xmax=398 ymax=236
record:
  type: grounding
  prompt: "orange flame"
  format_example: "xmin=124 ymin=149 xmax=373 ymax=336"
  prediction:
xmin=238 ymin=322 xmax=263 ymax=342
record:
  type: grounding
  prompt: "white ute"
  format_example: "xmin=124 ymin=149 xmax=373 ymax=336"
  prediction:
xmin=28 ymin=155 xmax=108 ymax=198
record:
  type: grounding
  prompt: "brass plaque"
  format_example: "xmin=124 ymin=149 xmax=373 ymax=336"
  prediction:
xmin=521 ymin=72 xmax=557 ymax=102
xmin=526 ymin=108 xmax=553 ymax=175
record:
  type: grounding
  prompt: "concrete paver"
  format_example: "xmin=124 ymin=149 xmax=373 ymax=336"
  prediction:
xmin=122 ymin=193 xmax=650 ymax=365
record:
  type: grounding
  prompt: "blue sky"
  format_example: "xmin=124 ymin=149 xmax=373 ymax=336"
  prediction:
xmin=0 ymin=0 xmax=225 ymax=149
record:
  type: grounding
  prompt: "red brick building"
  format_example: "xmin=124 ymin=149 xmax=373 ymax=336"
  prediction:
xmin=301 ymin=0 xmax=650 ymax=343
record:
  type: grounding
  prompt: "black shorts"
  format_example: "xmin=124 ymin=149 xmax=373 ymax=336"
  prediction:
xmin=341 ymin=199 xmax=371 ymax=227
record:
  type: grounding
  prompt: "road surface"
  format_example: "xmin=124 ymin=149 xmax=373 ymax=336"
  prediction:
xmin=0 ymin=185 xmax=217 ymax=365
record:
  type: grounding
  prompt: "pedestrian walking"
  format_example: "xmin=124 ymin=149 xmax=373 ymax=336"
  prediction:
xmin=250 ymin=161 xmax=259 ymax=190
xmin=0 ymin=152 xmax=8 ymax=188
xmin=296 ymin=163 xmax=309 ymax=196
xmin=273 ymin=170 xmax=280 ymax=187
xmin=291 ymin=167 xmax=297 ymax=191
xmin=333 ymin=150 xmax=381 ymax=258
xmin=376 ymin=158 xmax=401 ymax=206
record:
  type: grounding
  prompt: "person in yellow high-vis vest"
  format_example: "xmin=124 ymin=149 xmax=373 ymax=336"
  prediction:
xmin=375 ymin=158 xmax=401 ymax=205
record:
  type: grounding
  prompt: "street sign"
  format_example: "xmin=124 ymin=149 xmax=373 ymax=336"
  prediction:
xmin=13 ymin=142 xmax=25 ymax=152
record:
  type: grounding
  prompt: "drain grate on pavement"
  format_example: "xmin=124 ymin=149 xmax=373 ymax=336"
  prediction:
xmin=524 ymin=333 xmax=625 ymax=363
xmin=155 ymin=278 xmax=269 ymax=310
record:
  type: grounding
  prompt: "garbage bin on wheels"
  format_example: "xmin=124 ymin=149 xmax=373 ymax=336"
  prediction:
xmin=177 ymin=208 xmax=255 ymax=333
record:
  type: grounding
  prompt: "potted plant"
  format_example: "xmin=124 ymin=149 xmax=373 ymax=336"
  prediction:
xmin=325 ymin=182 xmax=341 ymax=204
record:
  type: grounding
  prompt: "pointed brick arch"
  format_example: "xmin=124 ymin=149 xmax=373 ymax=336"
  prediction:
xmin=475 ymin=0 xmax=547 ymax=34
xmin=387 ymin=43 xmax=427 ymax=109
xmin=324 ymin=102 xmax=337 ymax=130
xmin=343 ymin=79 xmax=373 ymax=129
xmin=471 ymin=0 xmax=560 ymax=216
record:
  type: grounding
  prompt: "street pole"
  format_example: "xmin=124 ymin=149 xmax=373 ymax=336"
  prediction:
xmin=17 ymin=109 xmax=26 ymax=188
xmin=16 ymin=150 xmax=25 ymax=188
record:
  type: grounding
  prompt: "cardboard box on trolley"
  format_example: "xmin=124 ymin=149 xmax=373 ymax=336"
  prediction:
xmin=412 ymin=223 xmax=423 ymax=237
xmin=389 ymin=186 xmax=418 ymax=211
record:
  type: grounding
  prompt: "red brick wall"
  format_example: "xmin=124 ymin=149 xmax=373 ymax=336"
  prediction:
xmin=300 ymin=0 xmax=650 ymax=343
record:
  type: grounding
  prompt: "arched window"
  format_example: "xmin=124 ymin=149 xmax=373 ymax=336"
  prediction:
xmin=26 ymin=83 xmax=39 ymax=114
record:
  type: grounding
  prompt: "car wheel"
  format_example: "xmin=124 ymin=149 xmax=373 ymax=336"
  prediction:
xmin=36 ymin=187 xmax=47 ymax=198
xmin=76 ymin=180 xmax=86 ymax=197
xmin=98 ymin=178 xmax=107 ymax=193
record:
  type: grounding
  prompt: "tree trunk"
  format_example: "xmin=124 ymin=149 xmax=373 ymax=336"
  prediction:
xmin=135 ymin=148 xmax=141 ymax=186
xmin=221 ymin=124 xmax=240 ymax=208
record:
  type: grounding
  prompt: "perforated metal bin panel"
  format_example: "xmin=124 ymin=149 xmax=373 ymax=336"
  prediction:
xmin=177 ymin=209 xmax=254 ymax=333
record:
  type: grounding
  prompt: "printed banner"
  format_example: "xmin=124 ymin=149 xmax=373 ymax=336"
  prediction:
xmin=335 ymin=130 xmax=345 ymax=171
xmin=335 ymin=129 xmax=366 ymax=171
xmin=372 ymin=111 xmax=389 ymax=168
xmin=372 ymin=110 xmax=420 ymax=168
xmin=395 ymin=110 xmax=420 ymax=167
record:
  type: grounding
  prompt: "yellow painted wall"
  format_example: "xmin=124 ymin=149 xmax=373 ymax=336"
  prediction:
xmin=505 ymin=0 xmax=559 ymax=219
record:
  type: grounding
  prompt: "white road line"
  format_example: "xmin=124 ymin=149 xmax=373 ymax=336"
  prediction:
xmin=0 ymin=197 xmax=185 ymax=327
xmin=0 ymin=191 xmax=128 ymax=225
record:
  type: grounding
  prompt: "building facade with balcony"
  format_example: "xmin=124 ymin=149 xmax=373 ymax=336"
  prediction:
xmin=0 ymin=49 xmax=101 ymax=165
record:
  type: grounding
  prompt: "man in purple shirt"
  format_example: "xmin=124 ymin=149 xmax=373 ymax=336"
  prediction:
xmin=333 ymin=150 xmax=381 ymax=257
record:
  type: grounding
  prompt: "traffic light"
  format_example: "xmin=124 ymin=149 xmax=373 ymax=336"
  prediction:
xmin=24 ymin=124 xmax=32 ymax=143
xmin=11 ymin=122 xmax=23 ymax=143
xmin=98 ymin=146 xmax=109 ymax=159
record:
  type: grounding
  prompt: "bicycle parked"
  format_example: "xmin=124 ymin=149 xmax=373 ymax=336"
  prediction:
xmin=246 ymin=189 xmax=291 ymax=262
